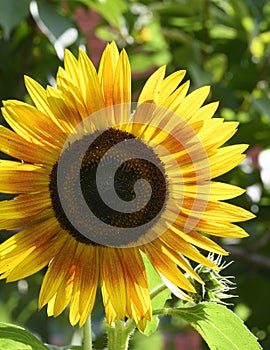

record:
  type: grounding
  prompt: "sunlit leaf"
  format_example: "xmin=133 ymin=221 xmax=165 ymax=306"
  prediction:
xmin=160 ymin=302 xmax=262 ymax=350
xmin=0 ymin=323 xmax=48 ymax=350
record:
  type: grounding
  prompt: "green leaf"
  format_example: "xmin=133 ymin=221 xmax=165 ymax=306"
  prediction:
xmin=0 ymin=0 xmax=30 ymax=39
xmin=30 ymin=1 xmax=78 ymax=58
xmin=252 ymin=97 xmax=270 ymax=122
xmin=162 ymin=302 xmax=262 ymax=350
xmin=141 ymin=253 xmax=171 ymax=336
xmin=0 ymin=322 xmax=49 ymax=350
xmin=33 ymin=2 xmax=75 ymax=40
xmin=87 ymin=0 xmax=128 ymax=29
xmin=209 ymin=24 xmax=237 ymax=39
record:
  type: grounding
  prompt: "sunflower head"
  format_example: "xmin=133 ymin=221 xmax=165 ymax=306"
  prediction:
xmin=0 ymin=41 xmax=254 ymax=330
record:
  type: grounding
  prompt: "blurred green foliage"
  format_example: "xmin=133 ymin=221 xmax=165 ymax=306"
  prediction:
xmin=0 ymin=0 xmax=270 ymax=349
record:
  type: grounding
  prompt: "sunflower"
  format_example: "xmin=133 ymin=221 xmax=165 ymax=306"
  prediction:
xmin=0 ymin=42 xmax=254 ymax=330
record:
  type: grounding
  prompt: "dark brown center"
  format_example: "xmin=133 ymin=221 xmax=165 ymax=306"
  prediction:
xmin=49 ymin=128 xmax=168 ymax=247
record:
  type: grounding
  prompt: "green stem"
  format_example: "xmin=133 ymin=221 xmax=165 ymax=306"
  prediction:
xmin=106 ymin=284 xmax=167 ymax=350
xmin=150 ymin=283 xmax=167 ymax=300
xmin=152 ymin=307 xmax=172 ymax=316
xmin=152 ymin=307 xmax=192 ymax=317
xmin=83 ymin=315 xmax=92 ymax=350
xmin=107 ymin=318 xmax=135 ymax=350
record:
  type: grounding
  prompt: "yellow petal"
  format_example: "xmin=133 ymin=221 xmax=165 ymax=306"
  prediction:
xmin=209 ymin=182 xmax=245 ymax=200
xmin=120 ymin=249 xmax=151 ymax=322
xmin=24 ymin=75 xmax=60 ymax=123
xmin=197 ymin=120 xmax=239 ymax=151
xmin=100 ymin=247 xmax=127 ymax=321
xmin=201 ymin=201 xmax=255 ymax=223
xmin=6 ymin=230 xmax=64 ymax=282
xmin=159 ymin=231 xmax=217 ymax=268
xmin=169 ymin=227 xmax=228 ymax=255
xmin=0 ymin=192 xmax=51 ymax=219
xmin=69 ymin=243 xmax=85 ymax=326
xmin=79 ymin=245 xmax=99 ymax=326
xmin=2 ymin=101 xmax=65 ymax=148
xmin=39 ymin=237 xmax=76 ymax=309
xmin=138 ymin=66 xmax=166 ymax=103
xmin=56 ymin=66 xmax=88 ymax=119
xmin=160 ymin=274 xmax=192 ymax=301
xmin=142 ymin=243 xmax=195 ymax=292
xmin=196 ymin=220 xmax=250 ymax=238
xmin=53 ymin=282 xmax=72 ymax=318
xmin=113 ymin=49 xmax=131 ymax=105
xmin=98 ymin=42 xmax=119 ymax=106
xmin=152 ymin=239 xmax=204 ymax=283
xmin=176 ymin=86 xmax=210 ymax=120
xmin=0 ymin=218 xmax=61 ymax=280
xmin=173 ymin=182 xmax=245 ymax=202
xmin=161 ymin=80 xmax=190 ymax=112
xmin=208 ymin=144 xmax=248 ymax=178
xmin=46 ymin=86 xmax=81 ymax=130
xmin=157 ymin=70 xmax=186 ymax=105
xmin=0 ymin=126 xmax=57 ymax=164
xmin=0 ymin=160 xmax=49 ymax=194
xmin=177 ymin=144 xmax=248 ymax=182
xmin=189 ymin=101 xmax=219 ymax=123
xmin=78 ymin=49 xmax=105 ymax=114
xmin=63 ymin=49 xmax=81 ymax=89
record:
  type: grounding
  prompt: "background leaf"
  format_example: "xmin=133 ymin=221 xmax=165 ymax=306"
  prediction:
xmin=0 ymin=0 xmax=30 ymax=39
xmin=88 ymin=0 xmax=128 ymax=29
xmin=30 ymin=1 xmax=78 ymax=59
xmin=46 ymin=346 xmax=82 ymax=350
